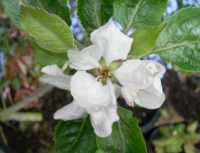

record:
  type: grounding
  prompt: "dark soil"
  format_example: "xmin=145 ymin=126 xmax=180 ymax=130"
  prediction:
xmin=133 ymin=107 xmax=160 ymax=134
xmin=163 ymin=70 xmax=200 ymax=121
xmin=0 ymin=88 xmax=72 ymax=153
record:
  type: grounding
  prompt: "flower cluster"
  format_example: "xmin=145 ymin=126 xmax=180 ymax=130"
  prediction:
xmin=40 ymin=22 xmax=166 ymax=137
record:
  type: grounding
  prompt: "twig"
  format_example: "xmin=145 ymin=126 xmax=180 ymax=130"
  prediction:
xmin=123 ymin=0 xmax=144 ymax=34
xmin=156 ymin=105 xmax=184 ymax=126
xmin=0 ymin=84 xmax=53 ymax=120
xmin=7 ymin=112 xmax=43 ymax=122
xmin=0 ymin=126 xmax=8 ymax=145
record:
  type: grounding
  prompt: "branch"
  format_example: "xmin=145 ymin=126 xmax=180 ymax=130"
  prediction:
xmin=0 ymin=84 xmax=53 ymax=120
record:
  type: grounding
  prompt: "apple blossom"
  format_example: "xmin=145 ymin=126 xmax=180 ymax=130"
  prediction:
xmin=40 ymin=21 xmax=166 ymax=137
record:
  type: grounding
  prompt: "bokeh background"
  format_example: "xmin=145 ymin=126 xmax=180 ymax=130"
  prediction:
xmin=0 ymin=0 xmax=200 ymax=153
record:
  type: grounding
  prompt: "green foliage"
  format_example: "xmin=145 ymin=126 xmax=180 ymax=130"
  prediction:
xmin=77 ymin=0 xmax=113 ymax=33
xmin=153 ymin=122 xmax=200 ymax=153
xmin=113 ymin=0 xmax=168 ymax=33
xmin=20 ymin=5 xmax=75 ymax=53
xmin=54 ymin=119 xmax=97 ymax=153
xmin=131 ymin=24 xmax=164 ymax=57
xmin=1 ymin=0 xmax=20 ymax=27
xmin=130 ymin=7 xmax=200 ymax=72
xmin=95 ymin=150 xmax=105 ymax=153
xmin=96 ymin=107 xmax=147 ymax=153
xmin=154 ymin=7 xmax=200 ymax=72
xmin=33 ymin=44 xmax=67 ymax=66
xmin=25 ymin=0 xmax=71 ymax=25
xmin=54 ymin=107 xmax=147 ymax=153
xmin=115 ymin=0 xmax=168 ymax=58
xmin=184 ymin=144 xmax=198 ymax=153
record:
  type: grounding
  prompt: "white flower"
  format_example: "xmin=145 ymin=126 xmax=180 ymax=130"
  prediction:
xmin=114 ymin=60 xmax=166 ymax=108
xmin=40 ymin=21 xmax=166 ymax=137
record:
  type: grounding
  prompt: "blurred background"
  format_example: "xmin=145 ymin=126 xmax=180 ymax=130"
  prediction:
xmin=0 ymin=0 xmax=200 ymax=153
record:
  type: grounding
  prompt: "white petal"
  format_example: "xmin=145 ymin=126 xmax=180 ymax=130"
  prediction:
xmin=114 ymin=60 xmax=151 ymax=90
xmin=91 ymin=21 xmax=133 ymax=64
xmin=121 ymin=87 xmax=135 ymax=107
xmin=90 ymin=106 xmax=119 ymax=137
xmin=143 ymin=60 xmax=166 ymax=77
xmin=133 ymin=77 xmax=165 ymax=109
xmin=54 ymin=102 xmax=86 ymax=120
xmin=41 ymin=65 xmax=63 ymax=76
xmin=107 ymin=81 xmax=117 ymax=105
xmin=83 ymin=45 xmax=103 ymax=61
xmin=88 ymin=81 xmax=118 ymax=137
xmin=70 ymin=71 xmax=111 ymax=108
xmin=68 ymin=45 xmax=101 ymax=70
xmin=113 ymin=84 xmax=121 ymax=99
xmin=114 ymin=60 xmax=166 ymax=90
xmin=40 ymin=74 xmax=70 ymax=90
xmin=40 ymin=65 xmax=70 ymax=90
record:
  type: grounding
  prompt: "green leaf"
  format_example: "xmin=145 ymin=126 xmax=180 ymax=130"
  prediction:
xmin=184 ymin=144 xmax=197 ymax=153
xmin=54 ymin=119 xmax=97 ymax=153
xmin=33 ymin=44 xmax=67 ymax=66
xmin=113 ymin=0 xmax=168 ymax=33
xmin=77 ymin=0 xmax=113 ymax=33
xmin=154 ymin=7 xmax=200 ymax=72
xmin=131 ymin=24 xmax=164 ymax=57
xmin=154 ymin=137 xmax=183 ymax=153
xmin=54 ymin=107 xmax=147 ymax=153
xmin=95 ymin=150 xmax=105 ymax=153
xmin=20 ymin=5 xmax=75 ymax=53
xmin=25 ymin=0 xmax=71 ymax=25
xmin=187 ymin=122 xmax=198 ymax=134
xmin=1 ymin=0 xmax=20 ymax=27
xmin=96 ymin=107 xmax=147 ymax=153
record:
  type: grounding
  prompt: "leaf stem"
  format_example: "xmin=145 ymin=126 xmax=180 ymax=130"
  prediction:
xmin=123 ymin=0 xmax=144 ymax=33
xmin=132 ymin=40 xmax=200 ymax=59
xmin=0 ymin=126 xmax=8 ymax=145
xmin=70 ymin=118 xmax=87 ymax=151
xmin=0 ymin=112 xmax=43 ymax=122
xmin=94 ymin=2 xmax=101 ymax=27
xmin=0 ymin=85 xmax=52 ymax=121
xmin=118 ymin=122 xmax=126 ymax=153
xmin=152 ymin=40 xmax=200 ymax=53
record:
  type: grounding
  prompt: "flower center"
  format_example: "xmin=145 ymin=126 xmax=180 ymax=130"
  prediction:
xmin=89 ymin=60 xmax=122 ymax=84
xmin=97 ymin=67 xmax=112 ymax=84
